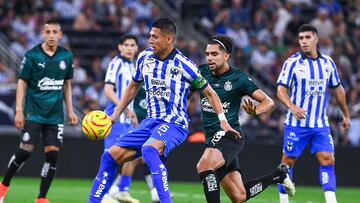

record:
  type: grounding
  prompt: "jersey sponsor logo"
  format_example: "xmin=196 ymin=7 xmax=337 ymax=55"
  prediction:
xmin=38 ymin=77 xmax=64 ymax=90
xmin=59 ymin=60 xmax=66 ymax=70
xmin=149 ymin=88 xmax=171 ymax=99
xmin=151 ymin=78 xmax=166 ymax=87
xmin=249 ymin=182 xmax=263 ymax=197
xmin=201 ymin=98 xmax=230 ymax=113
xmin=159 ymin=164 xmax=169 ymax=192
xmin=38 ymin=62 xmax=45 ymax=69
xmin=305 ymin=90 xmax=325 ymax=96
xmin=224 ymin=81 xmax=232 ymax=91
xmin=205 ymin=173 xmax=218 ymax=192
xmin=94 ymin=172 xmax=109 ymax=198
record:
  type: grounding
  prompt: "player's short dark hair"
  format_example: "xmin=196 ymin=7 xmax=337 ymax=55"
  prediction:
xmin=44 ymin=19 xmax=61 ymax=29
xmin=119 ymin=34 xmax=138 ymax=45
xmin=298 ymin=24 xmax=318 ymax=35
xmin=152 ymin=18 xmax=177 ymax=36
xmin=208 ymin=35 xmax=234 ymax=54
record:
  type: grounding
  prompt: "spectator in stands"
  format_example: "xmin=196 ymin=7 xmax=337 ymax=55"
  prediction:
xmin=54 ymin=0 xmax=81 ymax=23
xmin=129 ymin=0 xmax=153 ymax=21
xmin=310 ymin=7 xmax=334 ymax=38
xmin=85 ymin=79 xmax=106 ymax=109
xmin=73 ymin=6 xmax=100 ymax=31
xmin=226 ymin=18 xmax=250 ymax=50
xmin=200 ymin=0 xmax=229 ymax=33
xmin=0 ymin=60 xmax=16 ymax=84
xmin=228 ymin=0 xmax=249 ymax=28
xmin=250 ymin=42 xmax=275 ymax=73
xmin=88 ymin=57 xmax=105 ymax=82
xmin=11 ymin=13 xmax=35 ymax=36
xmin=351 ymin=25 xmax=360 ymax=56
xmin=273 ymin=1 xmax=293 ymax=40
xmin=330 ymin=22 xmax=355 ymax=58
xmin=10 ymin=34 xmax=29 ymax=58
xmin=348 ymin=104 xmax=360 ymax=147
xmin=72 ymin=56 xmax=89 ymax=84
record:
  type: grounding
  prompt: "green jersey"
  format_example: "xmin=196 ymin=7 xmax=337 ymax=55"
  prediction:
xmin=19 ymin=44 xmax=74 ymax=125
xmin=198 ymin=64 xmax=258 ymax=144
xmin=133 ymin=84 xmax=147 ymax=123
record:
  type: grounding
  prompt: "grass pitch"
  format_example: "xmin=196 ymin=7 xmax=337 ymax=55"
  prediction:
xmin=2 ymin=177 xmax=359 ymax=203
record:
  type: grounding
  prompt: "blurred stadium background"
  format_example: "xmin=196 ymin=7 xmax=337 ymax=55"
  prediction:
xmin=0 ymin=0 xmax=360 ymax=202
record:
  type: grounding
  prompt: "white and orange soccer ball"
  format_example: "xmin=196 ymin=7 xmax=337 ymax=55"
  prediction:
xmin=82 ymin=110 xmax=112 ymax=140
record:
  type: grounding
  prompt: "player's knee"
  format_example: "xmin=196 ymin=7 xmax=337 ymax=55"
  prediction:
xmin=141 ymin=145 xmax=159 ymax=161
xmin=45 ymin=150 xmax=58 ymax=166
xmin=196 ymin=158 xmax=210 ymax=173
xmin=10 ymin=149 xmax=32 ymax=166
xmin=229 ymin=191 xmax=246 ymax=203
xmin=281 ymin=155 xmax=296 ymax=166
xmin=19 ymin=143 xmax=35 ymax=152
xmin=318 ymin=153 xmax=335 ymax=165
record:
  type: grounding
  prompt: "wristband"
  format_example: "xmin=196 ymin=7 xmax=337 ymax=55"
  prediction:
xmin=218 ymin=112 xmax=227 ymax=121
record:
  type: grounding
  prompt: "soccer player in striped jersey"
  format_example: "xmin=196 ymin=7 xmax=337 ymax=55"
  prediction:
xmin=276 ymin=24 xmax=351 ymax=203
xmin=87 ymin=18 xmax=239 ymax=203
xmin=195 ymin=35 xmax=294 ymax=203
xmin=101 ymin=35 xmax=142 ymax=203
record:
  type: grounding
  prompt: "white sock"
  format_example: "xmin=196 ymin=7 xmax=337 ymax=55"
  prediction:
xmin=145 ymin=174 xmax=154 ymax=190
xmin=279 ymin=193 xmax=289 ymax=203
xmin=325 ymin=191 xmax=337 ymax=203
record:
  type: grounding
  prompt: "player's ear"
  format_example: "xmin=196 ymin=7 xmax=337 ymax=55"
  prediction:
xmin=224 ymin=52 xmax=230 ymax=61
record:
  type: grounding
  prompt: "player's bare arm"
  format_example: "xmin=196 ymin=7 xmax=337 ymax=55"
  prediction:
xmin=277 ymin=85 xmax=307 ymax=120
xmin=110 ymin=80 xmax=141 ymax=122
xmin=201 ymin=84 xmax=241 ymax=138
xmin=242 ymin=89 xmax=274 ymax=116
xmin=331 ymin=85 xmax=351 ymax=129
xmin=15 ymin=79 xmax=27 ymax=129
xmin=64 ymin=79 xmax=78 ymax=125
xmin=104 ymin=83 xmax=138 ymax=127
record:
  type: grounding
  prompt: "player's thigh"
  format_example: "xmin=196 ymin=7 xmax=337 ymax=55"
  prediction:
xmin=19 ymin=121 xmax=42 ymax=150
xmin=42 ymin=123 xmax=64 ymax=148
xmin=221 ymin=170 xmax=246 ymax=202
xmin=282 ymin=126 xmax=311 ymax=158
xmin=212 ymin=133 xmax=244 ymax=168
xmin=148 ymin=121 xmax=188 ymax=160
xmin=310 ymin=127 xmax=334 ymax=155
xmin=104 ymin=122 xmax=132 ymax=151
xmin=121 ymin=157 xmax=142 ymax=176
xmin=197 ymin=148 xmax=225 ymax=172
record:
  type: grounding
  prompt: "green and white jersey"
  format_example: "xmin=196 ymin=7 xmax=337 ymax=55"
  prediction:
xmin=198 ymin=64 xmax=258 ymax=144
xmin=19 ymin=44 xmax=73 ymax=125
xmin=133 ymin=84 xmax=147 ymax=123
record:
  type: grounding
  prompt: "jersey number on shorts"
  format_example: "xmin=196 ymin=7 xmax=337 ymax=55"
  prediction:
xmin=57 ymin=124 xmax=64 ymax=141
xmin=157 ymin=124 xmax=170 ymax=136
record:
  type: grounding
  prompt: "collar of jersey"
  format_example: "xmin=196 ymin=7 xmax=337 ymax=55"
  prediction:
xmin=118 ymin=54 xmax=132 ymax=63
xmin=39 ymin=43 xmax=60 ymax=58
xmin=300 ymin=50 xmax=324 ymax=61
xmin=152 ymin=48 xmax=178 ymax=61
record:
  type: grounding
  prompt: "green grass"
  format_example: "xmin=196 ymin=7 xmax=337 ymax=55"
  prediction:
xmin=2 ymin=177 xmax=359 ymax=203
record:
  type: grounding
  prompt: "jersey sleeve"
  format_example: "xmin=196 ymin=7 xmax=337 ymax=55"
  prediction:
xmin=104 ymin=58 xmax=119 ymax=85
xmin=19 ymin=53 xmax=33 ymax=81
xmin=277 ymin=58 xmax=296 ymax=88
xmin=182 ymin=61 xmax=208 ymax=91
xmin=132 ymin=51 xmax=146 ymax=82
xmin=239 ymin=73 xmax=258 ymax=96
xmin=65 ymin=54 xmax=74 ymax=80
xmin=328 ymin=58 xmax=341 ymax=88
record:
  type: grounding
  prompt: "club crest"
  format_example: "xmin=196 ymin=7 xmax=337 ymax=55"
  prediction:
xmin=59 ymin=60 xmax=66 ymax=70
xmin=224 ymin=81 xmax=232 ymax=91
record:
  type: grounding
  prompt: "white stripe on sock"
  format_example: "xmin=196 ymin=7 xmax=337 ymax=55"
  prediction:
xmin=279 ymin=193 xmax=289 ymax=203
xmin=325 ymin=191 xmax=337 ymax=203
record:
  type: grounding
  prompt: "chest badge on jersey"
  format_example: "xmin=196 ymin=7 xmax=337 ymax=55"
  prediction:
xmin=59 ymin=60 xmax=66 ymax=70
xmin=224 ymin=81 xmax=232 ymax=91
xmin=324 ymin=65 xmax=330 ymax=77
xmin=170 ymin=67 xmax=179 ymax=78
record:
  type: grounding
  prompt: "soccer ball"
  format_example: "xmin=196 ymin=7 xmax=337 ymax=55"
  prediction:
xmin=82 ymin=110 xmax=112 ymax=140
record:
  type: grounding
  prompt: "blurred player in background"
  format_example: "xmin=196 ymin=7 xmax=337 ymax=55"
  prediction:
xmin=276 ymin=24 xmax=351 ymax=203
xmin=0 ymin=19 xmax=78 ymax=203
xmin=88 ymin=17 xmax=239 ymax=203
xmin=102 ymin=35 xmax=158 ymax=203
xmin=195 ymin=35 xmax=295 ymax=203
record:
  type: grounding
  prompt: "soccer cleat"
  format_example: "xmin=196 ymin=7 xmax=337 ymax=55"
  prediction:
xmin=0 ymin=183 xmax=9 ymax=203
xmin=101 ymin=195 xmax=120 ymax=203
xmin=115 ymin=191 xmax=140 ymax=203
xmin=34 ymin=198 xmax=50 ymax=203
xmin=277 ymin=164 xmax=296 ymax=197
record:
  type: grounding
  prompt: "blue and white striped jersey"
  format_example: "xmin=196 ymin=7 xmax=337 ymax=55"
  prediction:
xmin=277 ymin=51 xmax=340 ymax=128
xmin=133 ymin=48 xmax=208 ymax=129
xmin=104 ymin=55 xmax=134 ymax=124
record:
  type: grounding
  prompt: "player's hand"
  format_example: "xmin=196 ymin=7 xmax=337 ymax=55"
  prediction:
xmin=289 ymin=104 xmax=307 ymax=120
xmin=342 ymin=116 xmax=351 ymax=130
xmin=110 ymin=113 xmax=118 ymax=123
xmin=125 ymin=110 xmax=138 ymax=128
xmin=14 ymin=110 xmax=25 ymax=129
xmin=241 ymin=99 xmax=257 ymax=116
xmin=68 ymin=112 xmax=78 ymax=125
xmin=220 ymin=120 xmax=241 ymax=139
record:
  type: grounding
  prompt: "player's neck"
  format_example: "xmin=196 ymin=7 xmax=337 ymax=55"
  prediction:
xmin=157 ymin=45 xmax=174 ymax=60
xmin=212 ymin=63 xmax=230 ymax=76
xmin=42 ymin=43 xmax=58 ymax=56
xmin=305 ymin=49 xmax=318 ymax=59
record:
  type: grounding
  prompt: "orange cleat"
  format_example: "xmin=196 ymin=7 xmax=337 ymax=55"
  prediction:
xmin=0 ymin=183 xmax=9 ymax=203
xmin=34 ymin=198 xmax=50 ymax=203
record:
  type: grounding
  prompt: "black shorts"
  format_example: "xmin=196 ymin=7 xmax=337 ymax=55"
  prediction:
xmin=21 ymin=120 xmax=64 ymax=147
xmin=206 ymin=131 xmax=244 ymax=181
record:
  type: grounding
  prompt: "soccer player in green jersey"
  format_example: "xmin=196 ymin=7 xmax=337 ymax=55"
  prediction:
xmin=0 ymin=19 xmax=78 ymax=203
xmin=195 ymin=35 xmax=295 ymax=203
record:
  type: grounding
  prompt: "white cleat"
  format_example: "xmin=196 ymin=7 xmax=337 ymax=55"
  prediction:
xmin=151 ymin=188 xmax=160 ymax=203
xmin=278 ymin=164 xmax=296 ymax=197
xmin=115 ymin=191 xmax=140 ymax=203
xmin=102 ymin=195 xmax=120 ymax=203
